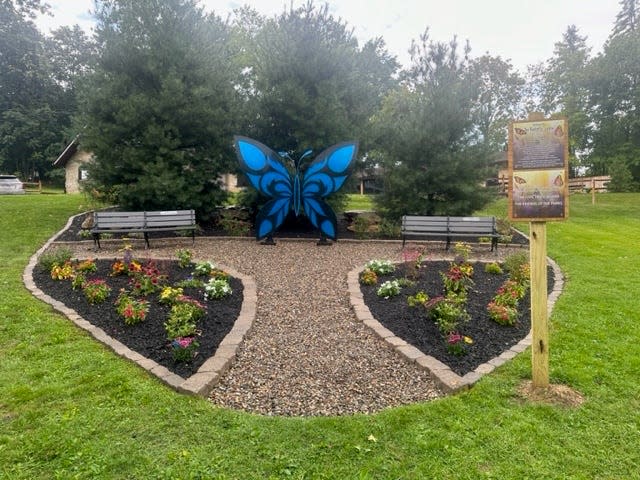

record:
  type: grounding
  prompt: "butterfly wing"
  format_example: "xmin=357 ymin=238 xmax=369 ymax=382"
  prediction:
xmin=233 ymin=136 xmax=293 ymax=240
xmin=301 ymin=141 xmax=358 ymax=239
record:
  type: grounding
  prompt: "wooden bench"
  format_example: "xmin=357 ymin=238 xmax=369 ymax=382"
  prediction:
xmin=401 ymin=215 xmax=499 ymax=251
xmin=91 ymin=210 xmax=196 ymax=249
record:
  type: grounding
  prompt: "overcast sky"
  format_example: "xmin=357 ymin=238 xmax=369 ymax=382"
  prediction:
xmin=35 ymin=0 xmax=621 ymax=73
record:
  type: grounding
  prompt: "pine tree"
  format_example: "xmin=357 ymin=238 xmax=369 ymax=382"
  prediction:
xmin=612 ymin=0 xmax=639 ymax=38
xmin=372 ymin=32 xmax=491 ymax=220
xmin=79 ymin=0 xmax=240 ymax=219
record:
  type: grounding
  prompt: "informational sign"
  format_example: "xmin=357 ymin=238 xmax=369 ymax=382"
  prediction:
xmin=508 ymin=118 xmax=569 ymax=221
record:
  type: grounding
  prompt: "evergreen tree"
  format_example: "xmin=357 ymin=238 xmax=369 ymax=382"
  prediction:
xmin=539 ymin=25 xmax=591 ymax=174
xmin=238 ymin=1 xmax=398 ymax=155
xmin=612 ymin=0 xmax=639 ymax=38
xmin=587 ymin=30 xmax=640 ymax=179
xmin=78 ymin=0 xmax=240 ymax=218
xmin=371 ymin=31 xmax=491 ymax=220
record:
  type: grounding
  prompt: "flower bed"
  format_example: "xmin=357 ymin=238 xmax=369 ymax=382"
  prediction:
xmin=359 ymin=250 xmax=554 ymax=376
xmin=32 ymin=252 xmax=243 ymax=378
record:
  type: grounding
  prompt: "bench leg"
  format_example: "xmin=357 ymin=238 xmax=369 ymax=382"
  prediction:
xmin=144 ymin=232 xmax=150 ymax=249
xmin=92 ymin=233 xmax=101 ymax=250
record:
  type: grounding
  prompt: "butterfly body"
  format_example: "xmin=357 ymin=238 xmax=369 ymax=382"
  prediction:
xmin=234 ymin=136 xmax=358 ymax=240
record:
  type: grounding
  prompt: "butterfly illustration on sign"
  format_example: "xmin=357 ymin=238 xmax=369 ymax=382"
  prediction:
xmin=233 ymin=136 xmax=358 ymax=241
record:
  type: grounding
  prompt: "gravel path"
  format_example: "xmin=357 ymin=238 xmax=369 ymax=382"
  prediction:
xmin=202 ymin=238 xmax=444 ymax=416
xmin=59 ymin=236 xmax=513 ymax=416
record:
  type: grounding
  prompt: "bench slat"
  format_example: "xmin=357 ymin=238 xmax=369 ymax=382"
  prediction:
xmin=401 ymin=215 xmax=498 ymax=250
xmin=91 ymin=209 xmax=196 ymax=249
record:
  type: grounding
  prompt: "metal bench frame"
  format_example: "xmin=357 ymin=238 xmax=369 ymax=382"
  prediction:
xmin=91 ymin=210 xmax=196 ymax=249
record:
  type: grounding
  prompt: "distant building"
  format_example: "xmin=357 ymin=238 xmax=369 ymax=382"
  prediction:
xmin=53 ymin=135 xmax=92 ymax=194
xmin=54 ymin=135 xmax=242 ymax=194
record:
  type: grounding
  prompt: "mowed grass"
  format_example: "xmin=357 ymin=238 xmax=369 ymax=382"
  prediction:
xmin=1 ymin=193 xmax=639 ymax=479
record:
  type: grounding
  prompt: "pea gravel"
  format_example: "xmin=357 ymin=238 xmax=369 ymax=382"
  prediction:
xmin=58 ymin=237 xmax=513 ymax=416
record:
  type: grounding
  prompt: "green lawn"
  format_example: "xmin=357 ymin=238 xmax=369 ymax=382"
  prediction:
xmin=345 ymin=193 xmax=376 ymax=211
xmin=1 ymin=193 xmax=639 ymax=479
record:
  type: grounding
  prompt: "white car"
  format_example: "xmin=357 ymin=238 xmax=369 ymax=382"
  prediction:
xmin=0 ymin=175 xmax=25 ymax=194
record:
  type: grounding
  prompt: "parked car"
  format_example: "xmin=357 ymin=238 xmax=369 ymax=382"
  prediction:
xmin=0 ymin=175 xmax=25 ymax=194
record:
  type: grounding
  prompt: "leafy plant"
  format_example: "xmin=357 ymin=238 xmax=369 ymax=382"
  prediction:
xmin=71 ymin=272 xmax=86 ymax=290
xmin=484 ymin=262 xmax=504 ymax=274
xmin=82 ymin=279 xmax=111 ymax=305
xmin=38 ymin=247 xmax=73 ymax=272
xmin=359 ymin=268 xmax=378 ymax=285
xmin=115 ymin=290 xmax=150 ymax=325
xmin=407 ymin=290 xmax=429 ymax=307
xmin=376 ymin=279 xmax=401 ymax=298
xmin=193 ymin=261 xmax=216 ymax=277
xmin=446 ymin=332 xmax=473 ymax=356
xmin=158 ymin=286 xmax=184 ymax=305
xmin=426 ymin=296 xmax=470 ymax=334
xmin=204 ymin=278 xmax=232 ymax=300
xmin=493 ymin=279 xmax=526 ymax=307
xmin=164 ymin=302 xmax=203 ymax=339
xmin=75 ymin=258 xmax=97 ymax=273
xmin=171 ymin=336 xmax=200 ymax=362
xmin=353 ymin=216 xmax=372 ymax=239
xmin=175 ymin=277 xmax=205 ymax=289
xmin=175 ymin=249 xmax=192 ymax=268
xmin=50 ymin=261 xmax=74 ymax=280
xmin=453 ymin=242 xmax=472 ymax=262
xmin=401 ymin=245 xmax=427 ymax=275
xmin=503 ymin=251 xmax=529 ymax=277
xmin=487 ymin=301 xmax=518 ymax=326
xmin=396 ymin=277 xmax=416 ymax=288
xmin=129 ymin=262 xmax=166 ymax=296
xmin=365 ymin=259 xmax=395 ymax=276
xmin=510 ymin=262 xmax=531 ymax=287
xmin=441 ymin=263 xmax=474 ymax=297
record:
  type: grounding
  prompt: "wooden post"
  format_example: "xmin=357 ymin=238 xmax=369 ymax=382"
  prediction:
xmin=530 ymin=221 xmax=549 ymax=387
xmin=591 ymin=177 xmax=596 ymax=205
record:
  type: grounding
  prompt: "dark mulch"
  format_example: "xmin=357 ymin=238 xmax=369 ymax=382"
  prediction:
xmin=32 ymin=259 xmax=243 ymax=378
xmin=360 ymin=261 xmax=554 ymax=376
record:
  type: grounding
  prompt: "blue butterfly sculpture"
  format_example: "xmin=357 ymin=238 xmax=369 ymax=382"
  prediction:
xmin=234 ymin=136 xmax=358 ymax=241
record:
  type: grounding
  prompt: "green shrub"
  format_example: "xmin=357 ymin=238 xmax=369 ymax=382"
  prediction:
xmin=353 ymin=216 xmax=372 ymax=239
xmin=503 ymin=251 xmax=529 ymax=276
xmin=484 ymin=262 xmax=504 ymax=275
xmin=426 ymin=296 xmax=469 ymax=334
xmin=378 ymin=219 xmax=401 ymax=238
xmin=38 ymin=247 xmax=73 ymax=272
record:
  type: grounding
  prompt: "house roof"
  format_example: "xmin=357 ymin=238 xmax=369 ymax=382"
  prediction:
xmin=53 ymin=134 xmax=81 ymax=167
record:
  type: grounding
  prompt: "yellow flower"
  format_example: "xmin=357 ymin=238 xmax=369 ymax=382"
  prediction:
xmin=463 ymin=336 xmax=474 ymax=344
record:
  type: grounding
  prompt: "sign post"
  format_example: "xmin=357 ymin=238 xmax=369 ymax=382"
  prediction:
xmin=508 ymin=113 xmax=569 ymax=388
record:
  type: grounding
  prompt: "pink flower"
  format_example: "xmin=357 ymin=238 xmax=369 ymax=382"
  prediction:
xmin=176 ymin=337 xmax=194 ymax=348
xmin=447 ymin=332 xmax=463 ymax=344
